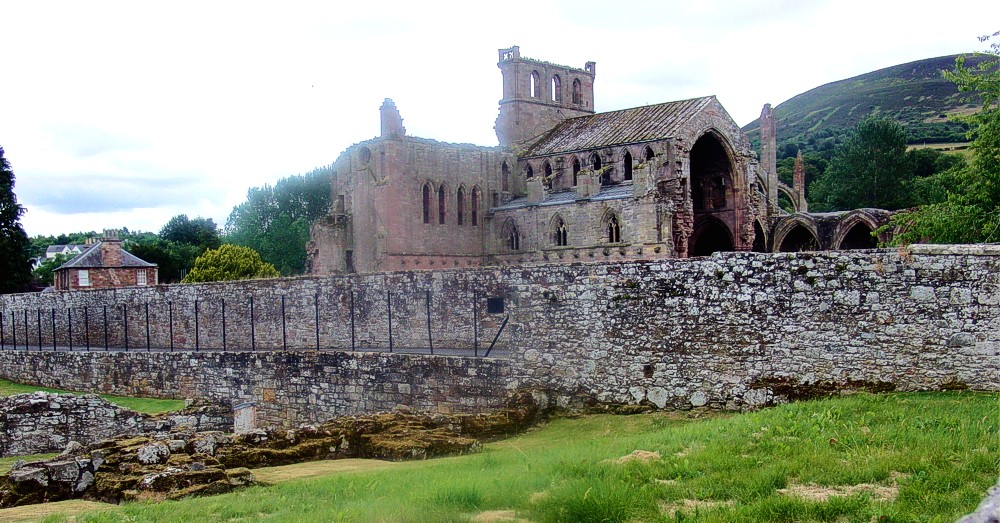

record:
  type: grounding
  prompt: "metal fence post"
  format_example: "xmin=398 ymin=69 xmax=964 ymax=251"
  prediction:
xmin=145 ymin=302 xmax=151 ymax=352
xmin=1 ymin=310 xmax=5 ymax=350
xmin=103 ymin=306 xmax=109 ymax=351
xmin=67 ymin=308 xmax=72 ymax=351
xmin=51 ymin=308 xmax=56 ymax=351
xmin=473 ymin=290 xmax=479 ymax=357
xmin=23 ymin=309 xmax=29 ymax=351
xmin=426 ymin=290 xmax=433 ymax=355
xmin=84 ymin=307 xmax=90 ymax=351
xmin=36 ymin=309 xmax=42 ymax=351
xmin=387 ymin=290 xmax=393 ymax=353
xmin=314 ymin=292 xmax=320 ymax=351
xmin=168 ymin=301 xmax=174 ymax=352
xmin=350 ymin=290 xmax=355 ymax=351
xmin=250 ymin=296 xmax=255 ymax=351
xmin=123 ymin=304 xmax=129 ymax=351
xmin=281 ymin=295 xmax=287 ymax=351
xmin=221 ymin=298 xmax=227 ymax=352
xmin=194 ymin=300 xmax=199 ymax=351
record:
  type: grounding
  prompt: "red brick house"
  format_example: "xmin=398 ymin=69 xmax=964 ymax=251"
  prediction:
xmin=53 ymin=231 xmax=158 ymax=291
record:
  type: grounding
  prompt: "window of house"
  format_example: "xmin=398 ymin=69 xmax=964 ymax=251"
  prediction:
xmin=79 ymin=269 xmax=90 ymax=287
xmin=137 ymin=270 xmax=147 ymax=286
xmin=607 ymin=214 xmax=621 ymax=243
xmin=438 ymin=185 xmax=447 ymax=224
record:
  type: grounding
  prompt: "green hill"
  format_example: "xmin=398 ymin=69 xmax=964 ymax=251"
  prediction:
xmin=743 ymin=54 xmax=990 ymax=156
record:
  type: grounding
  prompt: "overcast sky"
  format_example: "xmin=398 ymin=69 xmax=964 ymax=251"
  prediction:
xmin=2 ymin=0 xmax=996 ymax=237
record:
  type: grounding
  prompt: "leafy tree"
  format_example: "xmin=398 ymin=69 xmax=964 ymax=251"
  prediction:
xmin=160 ymin=215 xmax=221 ymax=253
xmin=225 ymin=165 xmax=332 ymax=275
xmin=32 ymin=253 xmax=72 ymax=286
xmin=125 ymin=237 xmax=201 ymax=283
xmin=0 ymin=147 xmax=32 ymax=294
xmin=182 ymin=244 xmax=280 ymax=283
xmin=886 ymin=31 xmax=1000 ymax=244
xmin=809 ymin=116 xmax=915 ymax=211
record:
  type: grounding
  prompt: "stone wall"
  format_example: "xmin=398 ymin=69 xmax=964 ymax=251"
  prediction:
xmin=1 ymin=245 xmax=998 ymax=427
xmin=0 ymin=392 xmax=231 ymax=457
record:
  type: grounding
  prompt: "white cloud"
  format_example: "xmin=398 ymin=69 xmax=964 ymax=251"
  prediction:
xmin=1 ymin=0 xmax=997 ymax=235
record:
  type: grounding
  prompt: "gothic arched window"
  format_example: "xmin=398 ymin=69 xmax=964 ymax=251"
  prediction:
xmin=607 ymin=214 xmax=621 ymax=243
xmin=457 ymin=187 xmax=466 ymax=226
xmin=572 ymin=79 xmax=582 ymax=105
xmin=551 ymin=75 xmax=562 ymax=102
xmin=530 ymin=71 xmax=540 ymax=98
xmin=554 ymin=217 xmax=568 ymax=246
xmin=471 ymin=187 xmax=481 ymax=226
xmin=623 ymin=150 xmax=633 ymax=181
xmin=422 ymin=183 xmax=432 ymax=224
xmin=438 ymin=185 xmax=447 ymax=224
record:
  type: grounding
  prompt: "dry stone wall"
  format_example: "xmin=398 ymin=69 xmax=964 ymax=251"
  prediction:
xmin=1 ymin=245 xmax=998 ymax=426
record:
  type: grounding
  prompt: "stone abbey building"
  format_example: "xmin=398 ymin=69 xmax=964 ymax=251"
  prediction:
xmin=308 ymin=47 xmax=887 ymax=275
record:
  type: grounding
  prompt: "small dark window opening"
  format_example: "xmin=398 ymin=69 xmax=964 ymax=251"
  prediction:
xmin=508 ymin=223 xmax=520 ymax=251
xmin=572 ymin=158 xmax=581 ymax=186
xmin=471 ymin=189 xmax=480 ymax=226
xmin=554 ymin=218 xmax=568 ymax=246
xmin=345 ymin=250 xmax=355 ymax=273
xmin=607 ymin=214 xmax=621 ymax=243
xmin=644 ymin=146 xmax=655 ymax=162
xmin=572 ymin=79 xmax=582 ymax=105
xmin=487 ymin=297 xmax=505 ymax=314
xmin=492 ymin=191 xmax=499 ymax=207
xmin=422 ymin=184 xmax=431 ymax=224
xmin=623 ymin=150 xmax=633 ymax=181
xmin=457 ymin=188 xmax=465 ymax=226
xmin=337 ymin=194 xmax=346 ymax=213
xmin=525 ymin=164 xmax=534 ymax=179
xmin=591 ymin=153 xmax=602 ymax=170
xmin=438 ymin=186 xmax=446 ymax=224
xmin=501 ymin=162 xmax=510 ymax=191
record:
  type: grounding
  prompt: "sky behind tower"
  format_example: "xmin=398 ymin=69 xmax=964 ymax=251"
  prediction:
xmin=1 ymin=0 xmax=996 ymax=236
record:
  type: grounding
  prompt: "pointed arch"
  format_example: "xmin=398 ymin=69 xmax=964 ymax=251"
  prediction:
xmin=456 ymin=186 xmax=466 ymax=226
xmin=751 ymin=220 xmax=768 ymax=253
xmin=422 ymin=182 xmax=432 ymax=224
xmin=437 ymin=183 xmax=447 ymax=224
xmin=832 ymin=211 xmax=880 ymax=250
xmin=643 ymin=146 xmax=655 ymax=162
xmin=572 ymin=157 xmax=581 ymax=186
xmin=529 ymin=71 xmax=540 ymax=98
xmin=603 ymin=210 xmax=622 ymax=243
xmin=572 ymin=78 xmax=582 ymax=105
xmin=622 ymin=149 xmax=633 ymax=182
xmin=773 ymin=215 xmax=820 ymax=253
xmin=690 ymin=216 xmax=734 ymax=256
xmin=471 ymin=186 xmax=481 ymax=226
xmin=550 ymin=214 xmax=568 ymax=247
xmin=525 ymin=163 xmax=534 ymax=179
xmin=551 ymin=74 xmax=562 ymax=102
xmin=502 ymin=219 xmax=521 ymax=251
xmin=590 ymin=152 xmax=602 ymax=170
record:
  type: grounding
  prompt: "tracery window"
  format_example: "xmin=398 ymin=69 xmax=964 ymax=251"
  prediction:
xmin=505 ymin=221 xmax=521 ymax=251
xmin=607 ymin=214 xmax=621 ymax=243
xmin=554 ymin=217 xmax=568 ymax=247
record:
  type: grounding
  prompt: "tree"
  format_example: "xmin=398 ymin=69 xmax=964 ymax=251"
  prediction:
xmin=160 ymin=215 xmax=222 ymax=253
xmin=0 ymin=147 xmax=32 ymax=294
xmin=886 ymin=31 xmax=1000 ymax=244
xmin=125 ymin=237 xmax=201 ymax=283
xmin=225 ymin=165 xmax=332 ymax=275
xmin=809 ymin=116 xmax=915 ymax=211
xmin=32 ymin=253 xmax=72 ymax=287
xmin=182 ymin=244 xmax=280 ymax=283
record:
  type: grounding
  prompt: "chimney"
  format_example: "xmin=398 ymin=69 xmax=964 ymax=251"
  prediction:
xmin=100 ymin=229 xmax=123 ymax=267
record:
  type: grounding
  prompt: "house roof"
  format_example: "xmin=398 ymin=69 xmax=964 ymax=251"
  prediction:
xmin=45 ymin=244 xmax=86 ymax=255
xmin=56 ymin=241 xmax=157 ymax=270
xmin=523 ymin=96 xmax=716 ymax=157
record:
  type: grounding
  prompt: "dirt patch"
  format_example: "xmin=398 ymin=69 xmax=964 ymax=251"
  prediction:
xmin=779 ymin=480 xmax=900 ymax=501
xmin=0 ymin=499 xmax=113 ymax=522
xmin=529 ymin=491 xmax=549 ymax=503
xmin=660 ymin=499 xmax=734 ymax=517
xmin=609 ymin=450 xmax=661 ymax=464
xmin=470 ymin=509 xmax=530 ymax=522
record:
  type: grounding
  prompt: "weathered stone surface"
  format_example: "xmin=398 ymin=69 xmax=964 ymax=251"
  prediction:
xmin=958 ymin=477 xmax=1000 ymax=523
xmin=0 ymin=392 xmax=231 ymax=457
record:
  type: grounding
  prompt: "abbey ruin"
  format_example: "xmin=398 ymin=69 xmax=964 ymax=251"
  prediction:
xmin=307 ymin=46 xmax=889 ymax=275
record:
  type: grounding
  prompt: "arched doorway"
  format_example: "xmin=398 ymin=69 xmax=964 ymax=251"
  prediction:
xmin=691 ymin=219 xmax=733 ymax=256
xmin=689 ymin=132 xmax=737 ymax=255
xmin=838 ymin=222 xmax=876 ymax=249
xmin=778 ymin=224 xmax=820 ymax=252
xmin=752 ymin=221 xmax=768 ymax=252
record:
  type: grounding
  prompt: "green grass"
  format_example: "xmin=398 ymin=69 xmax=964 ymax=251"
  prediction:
xmin=0 ymin=454 xmax=58 ymax=474
xmin=0 ymin=379 xmax=185 ymax=414
xmin=34 ymin=391 xmax=998 ymax=523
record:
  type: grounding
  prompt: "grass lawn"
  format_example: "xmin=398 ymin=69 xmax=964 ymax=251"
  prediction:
xmin=0 ymin=379 xmax=185 ymax=414
xmin=17 ymin=391 xmax=996 ymax=523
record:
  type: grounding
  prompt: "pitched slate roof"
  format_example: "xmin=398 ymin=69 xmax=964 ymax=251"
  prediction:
xmin=523 ymin=96 xmax=716 ymax=157
xmin=56 ymin=241 xmax=156 ymax=269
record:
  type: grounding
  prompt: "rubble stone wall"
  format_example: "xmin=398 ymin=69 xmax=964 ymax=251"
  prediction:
xmin=1 ymin=245 xmax=998 ymax=427
xmin=0 ymin=392 xmax=231 ymax=457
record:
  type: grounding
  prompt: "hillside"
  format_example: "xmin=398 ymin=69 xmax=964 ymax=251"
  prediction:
xmin=743 ymin=54 xmax=990 ymax=154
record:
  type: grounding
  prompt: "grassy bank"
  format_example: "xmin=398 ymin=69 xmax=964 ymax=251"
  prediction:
xmin=27 ymin=391 xmax=997 ymax=522
xmin=0 ymin=379 xmax=185 ymax=414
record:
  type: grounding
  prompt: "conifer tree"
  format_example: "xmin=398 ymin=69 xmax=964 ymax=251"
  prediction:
xmin=0 ymin=146 xmax=32 ymax=293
